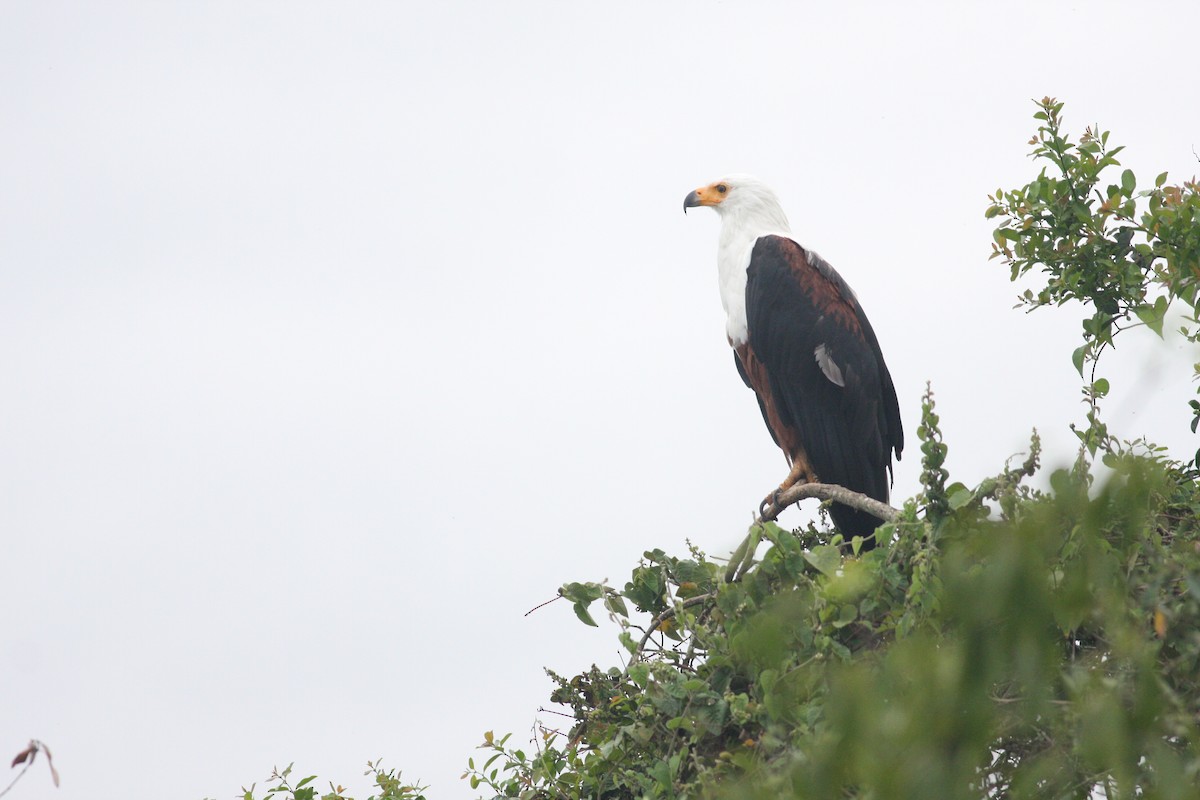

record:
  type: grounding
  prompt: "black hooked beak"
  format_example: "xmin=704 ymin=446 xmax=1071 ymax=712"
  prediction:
xmin=683 ymin=190 xmax=701 ymax=214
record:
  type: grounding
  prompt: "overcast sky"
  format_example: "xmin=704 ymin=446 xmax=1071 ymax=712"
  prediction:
xmin=4 ymin=2 xmax=1200 ymax=799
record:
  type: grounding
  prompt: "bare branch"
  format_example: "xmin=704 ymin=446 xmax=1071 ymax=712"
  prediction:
xmin=524 ymin=595 xmax=562 ymax=617
xmin=759 ymin=482 xmax=900 ymax=525
xmin=0 ymin=757 xmax=32 ymax=799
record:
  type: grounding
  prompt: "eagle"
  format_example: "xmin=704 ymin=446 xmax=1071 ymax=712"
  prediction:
xmin=684 ymin=175 xmax=903 ymax=546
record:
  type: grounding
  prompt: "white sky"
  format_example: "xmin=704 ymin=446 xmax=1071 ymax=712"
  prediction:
xmin=3 ymin=2 xmax=1199 ymax=798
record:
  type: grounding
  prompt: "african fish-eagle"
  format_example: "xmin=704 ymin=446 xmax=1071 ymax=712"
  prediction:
xmin=684 ymin=175 xmax=903 ymax=546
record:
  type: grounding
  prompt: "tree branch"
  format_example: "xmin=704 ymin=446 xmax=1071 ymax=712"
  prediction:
xmin=758 ymin=482 xmax=900 ymax=525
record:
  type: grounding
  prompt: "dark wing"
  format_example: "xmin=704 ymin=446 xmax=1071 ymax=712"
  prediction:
xmin=744 ymin=235 xmax=903 ymax=536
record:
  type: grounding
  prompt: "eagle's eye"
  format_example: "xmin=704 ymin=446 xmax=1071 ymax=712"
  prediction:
xmin=716 ymin=184 xmax=728 ymax=194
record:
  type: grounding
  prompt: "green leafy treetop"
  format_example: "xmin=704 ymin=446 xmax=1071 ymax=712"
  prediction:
xmin=986 ymin=97 xmax=1200 ymax=457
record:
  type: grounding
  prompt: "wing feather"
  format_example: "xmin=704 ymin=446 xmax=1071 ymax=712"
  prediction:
xmin=743 ymin=235 xmax=903 ymax=536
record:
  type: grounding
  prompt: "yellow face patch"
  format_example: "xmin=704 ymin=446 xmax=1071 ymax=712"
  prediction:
xmin=692 ymin=181 xmax=730 ymax=206
xmin=683 ymin=180 xmax=731 ymax=212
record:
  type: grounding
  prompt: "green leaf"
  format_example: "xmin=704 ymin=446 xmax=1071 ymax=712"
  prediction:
xmin=604 ymin=593 xmax=629 ymax=617
xmin=833 ymin=603 xmax=858 ymax=628
xmin=560 ymin=581 xmax=603 ymax=604
xmin=1135 ymin=299 xmax=1167 ymax=337
xmin=1071 ymin=344 xmax=1088 ymax=376
xmin=803 ymin=545 xmax=841 ymax=577
xmin=1092 ymin=378 xmax=1110 ymax=397
xmin=573 ymin=603 xmax=598 ymax=627
xmin=628 ymin=662 xmax=650 ymax=687
xmin=1120 ymin=168 xmax=1136 ymax=195
xmin=624 ymin=565 xmax=667 ymax=613
xmin=947 ymin=486 xmax=974 ymax=511
xmin=760 ymin=521 xmax=786 ymax=539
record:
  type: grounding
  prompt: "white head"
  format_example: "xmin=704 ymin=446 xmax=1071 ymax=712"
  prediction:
xmin=683 ymin=175 xmax=794 ymax=346
xmin=683 ymin=174 xmax=791 ymax=235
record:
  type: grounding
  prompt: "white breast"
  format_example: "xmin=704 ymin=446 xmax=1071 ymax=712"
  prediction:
xmin=716 ymin=226 xmax=793 ymax=347
xmin=716 ymin=231 xmax=752 ymax=345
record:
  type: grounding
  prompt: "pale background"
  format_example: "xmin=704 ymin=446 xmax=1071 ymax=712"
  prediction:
xmin=3 ymin=2 xmax=1199 ymax=798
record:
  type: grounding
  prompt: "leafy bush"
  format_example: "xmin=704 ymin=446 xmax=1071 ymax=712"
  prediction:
xmin=236 ymin=761 xmax=426 ymax=800
xmin=986 ymin=97 xmax=1200 ymax=454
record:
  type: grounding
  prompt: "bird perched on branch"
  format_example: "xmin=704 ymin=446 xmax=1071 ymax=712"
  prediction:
xmin=684 ymin=175 xmax=903 ymax=546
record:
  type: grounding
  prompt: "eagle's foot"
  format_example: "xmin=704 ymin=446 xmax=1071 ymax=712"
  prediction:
xmin=759 ymin=466 xmax=816 ymax=521
xmin=758 ymin=490 xmax=783 ymax=521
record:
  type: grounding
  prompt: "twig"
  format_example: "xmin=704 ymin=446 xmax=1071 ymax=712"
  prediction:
xmin=758 ymin=482 xmax=900 ymax=525
xmin=524 ymin=595 xmax=562 ymax=617
xmin=681 ymin=603 xmax=714 ymax=671
xmin=0 ymin=759 xmax=31 ymax=799
xmin=628 ymin=594 xmax=716 ymax=665
xmin=535 ymin=707 xmax=575 ymax=720
xmin=3 ymin=740 xmax=58 ymax=797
